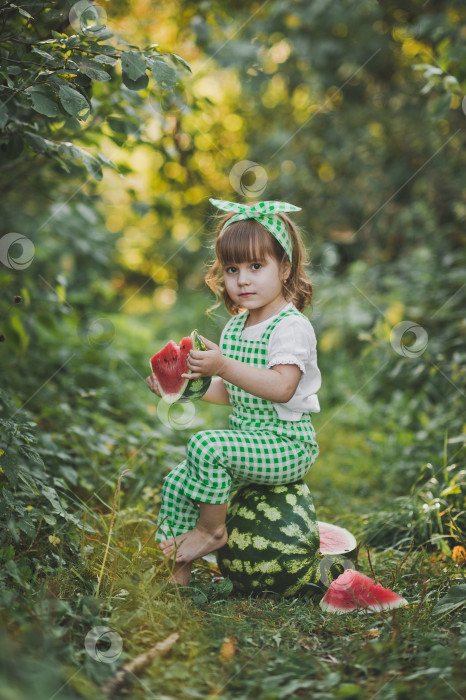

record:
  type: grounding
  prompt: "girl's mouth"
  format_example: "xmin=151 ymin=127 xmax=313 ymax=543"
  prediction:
xmin=239 ymin=293 xmax=254 ymax=297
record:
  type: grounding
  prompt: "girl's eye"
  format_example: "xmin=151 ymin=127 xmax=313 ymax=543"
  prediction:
xmin=224 ymin=262 xmax=262 ymax=274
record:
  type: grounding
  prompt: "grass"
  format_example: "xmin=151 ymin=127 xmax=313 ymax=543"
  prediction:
xmin=85 ymin=526 xmax=464 ymax=700
xmin=64 ymin=398 xmax=464 ymax=700
xmin=3 ymin=385 xmax=464 ymax=700
xmin=1 ymin=313 xmax=464 ymax=700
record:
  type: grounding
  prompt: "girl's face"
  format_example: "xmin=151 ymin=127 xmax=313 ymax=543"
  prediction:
xmin=223 ymin=255 xmax=291 ymax=322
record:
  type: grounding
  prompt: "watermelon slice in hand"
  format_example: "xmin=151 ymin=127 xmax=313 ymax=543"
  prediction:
xmin=150 ymin=329 xmax=212 ymax=404
xmin=320 ymin=569 xmax=408 ymax=614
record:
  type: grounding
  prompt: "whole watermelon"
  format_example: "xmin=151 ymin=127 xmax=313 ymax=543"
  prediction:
xmin=217 ymin=481 xmax=328 ymax=597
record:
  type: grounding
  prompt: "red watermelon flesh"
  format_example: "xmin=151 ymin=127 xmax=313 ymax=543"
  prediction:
xmin=150 ymin=336 xmax=192 ymax=403
xmin=320 ymin=569 xmax=408 ymax=614
xmin=179 ymin=336 xmax=192 ymax=357
xmin=318 ymin=521 xmax=357 ymax=555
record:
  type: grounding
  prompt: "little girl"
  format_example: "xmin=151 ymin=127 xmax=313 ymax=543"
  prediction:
xmin=146 ymin=198 xmax=321 ymax=586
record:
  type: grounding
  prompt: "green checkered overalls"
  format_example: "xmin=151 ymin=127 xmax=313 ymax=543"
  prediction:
xmin=155 ymin=306 xmax=319 ymax=541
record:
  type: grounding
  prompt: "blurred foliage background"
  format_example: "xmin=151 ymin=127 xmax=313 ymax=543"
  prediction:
xmin=0 ymin=0 xmax=465 ymax=697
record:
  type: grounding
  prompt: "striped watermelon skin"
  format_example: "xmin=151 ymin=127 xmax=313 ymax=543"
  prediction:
xmin=178 ymin=375 xmax=212 ymax=402
xmin=179 ymin=330 xmax=212 ymax=401
xmin=217 ymin=481 xmax=328 ymax=597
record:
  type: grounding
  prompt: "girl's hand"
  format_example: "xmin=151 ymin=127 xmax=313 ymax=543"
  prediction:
xmin=182 ymin=336 xmax=226 ymax=378
xmin=146 ymin=372 xmax=161 ymax=397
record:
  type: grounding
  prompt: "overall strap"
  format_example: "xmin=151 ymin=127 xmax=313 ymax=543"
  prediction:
xmin=261 ymin=306 xmax=307 ymax=342
xmin=223 ymin=311 xmax=249 ymax=340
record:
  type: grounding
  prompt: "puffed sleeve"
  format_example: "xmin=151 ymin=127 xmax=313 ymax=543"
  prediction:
xmin=267 ymin=316 xmax=315 ymax=374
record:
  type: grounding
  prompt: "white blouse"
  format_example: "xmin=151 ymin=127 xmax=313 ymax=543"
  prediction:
xmin=221 ymin=302 xmax=321 ymax=420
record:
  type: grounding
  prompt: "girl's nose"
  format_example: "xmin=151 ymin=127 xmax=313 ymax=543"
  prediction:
xmin=237 ymin=268 xmax=250 ymax=285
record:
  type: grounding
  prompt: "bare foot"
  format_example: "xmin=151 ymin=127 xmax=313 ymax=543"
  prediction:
xmin=169 ymin=561 xmax=192 ymax=586
xmin=159 ymin=525 xmax=228 ymax=563
xmin=160 ymin=532 xmax=187 ymax=559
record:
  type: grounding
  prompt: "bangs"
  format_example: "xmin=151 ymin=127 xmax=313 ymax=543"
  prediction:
xmin=215 ymin=219 xmax=279 ymax=267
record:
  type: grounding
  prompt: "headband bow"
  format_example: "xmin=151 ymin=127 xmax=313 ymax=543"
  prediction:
xmin=209 ymin=198 xmax=301 ymax=263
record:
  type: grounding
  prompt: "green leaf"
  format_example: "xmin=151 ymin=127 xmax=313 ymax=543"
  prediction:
xmin=24 ymin=131 xmax=55 ymax=154
xmin=77 ymin=58 xmax=111 ymax=82
xmin=0 ymin=451 xmax=19 ymax=487
xmin=25 ymin=87 xmax=60 ymax=117
xmin=147 ymin=57 xmax=177 ymax=89
xmin=190 ymin=586 xmax=208 ymax=605
xmin=19 ymin=444 xmax=45 ymax=467
xmin=106 ymin=116 xmax=126 ymax=133
xmin=0 ymin=389 xmax=12 ymax=407
xmin=47 ymin=74 xmax=71 ymax=88
xmin=94 ymin=30 xmax=114 ymax=42
xmin=42 ymin=512 xmax=57 ymax=526
xmin=211 ymin=577 xmax=233 ymax=599
xmin=1 ymin=545 xmax=15 ymax=562
xmin=51 ymin=156 xmax=69 ymax=174
xmin=5 ymin=559 xmax=22 ymax=585
xmin=0 ymin=101 xmax=8 ymax=129
xmin=58 ymin=85 xmax=90 ymax=120
xmin=64 ymin=59 xmax=80 ymax=73
xmin=9 ymin=314 xmax=30 ymax=353
xmin=41 ymin=486 xmax=65 ymax=514
xmin=334 ymin=683 xmax=363 ymax=698
xmin=65 ymin=35 xmax=81 ymax=49
xmin=59 ymin=465 xmax=78 ymax=485
xmin=121 ymin=71 xmax=149 ymax=91
xmin=17 ymin=469 xmax=40 ymax=495
xmin=432 ymin=585 xmax=466 ymax=617
xmin=96 ymin=152 xmax=117 ymax=170
xmin=82 ymin=152 xmax=103 ymax=180
xmin=57 ymin=141 xmax=84 ymax=162
xmin=443 ymin=75 xmax=459 ymax=91
xmin=121 ymin=51 xmax=147 ymax=80
xmin=429 ymin=93 xmax=451 ymax=121
xmin=31 ymin=48 xmax=59 ymax=66
xmin=62 ymin=116 xmax=82 ymax=132
xmin=10 ymin=3 xmax=34 ymax=19
xmin=171 ymin=53 xmax=192 ymax=73
xmin=18 ymin=516 xmax=36 ymax=538
xmin=93 ymin=54 xmax=118 ymax=66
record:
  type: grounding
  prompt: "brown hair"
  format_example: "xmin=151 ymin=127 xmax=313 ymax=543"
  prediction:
xmin=205 ymin=212 xmax=313 ymax=315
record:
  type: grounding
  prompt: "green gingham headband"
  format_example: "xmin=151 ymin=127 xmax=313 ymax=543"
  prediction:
xmin=209 ymin=198 xmax=301 ymax=263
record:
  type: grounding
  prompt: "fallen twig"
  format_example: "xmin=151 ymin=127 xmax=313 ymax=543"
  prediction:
xmin=102 ymin=632 xmax=179 ymax=697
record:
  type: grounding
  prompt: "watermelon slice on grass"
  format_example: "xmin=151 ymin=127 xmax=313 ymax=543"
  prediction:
xmin=318 ymin=521 xmax=357 ymax=556
xmin=320 ymin=569 xmax=408 ymax=614
xmin=150 ymin=329 xmax=212 ymax=404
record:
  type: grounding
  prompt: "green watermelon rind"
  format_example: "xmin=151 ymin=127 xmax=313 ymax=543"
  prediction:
xmin=217 ymin=482 xmax=324 ymax=597
xmin=179 ymin=375 xmax=212 ymax=402
xmin=179 ymin=330 xmax=212 ymax=402
xmin=151 ymin=329 xmax=212 ymax=404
